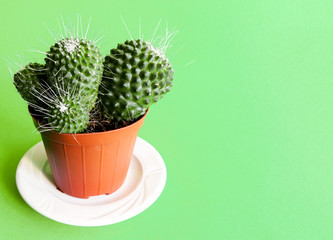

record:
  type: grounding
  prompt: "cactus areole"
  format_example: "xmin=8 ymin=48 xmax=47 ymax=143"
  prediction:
xmin=13 ymin=32 xmax=174 ymax=134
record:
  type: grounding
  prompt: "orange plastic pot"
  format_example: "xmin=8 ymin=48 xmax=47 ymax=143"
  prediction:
xmin=29 ymin=107 xmax=147 ymax=199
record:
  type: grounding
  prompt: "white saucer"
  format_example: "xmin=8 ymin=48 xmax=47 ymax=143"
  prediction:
xmin=16 ymin=137 xmax=167 ymax=226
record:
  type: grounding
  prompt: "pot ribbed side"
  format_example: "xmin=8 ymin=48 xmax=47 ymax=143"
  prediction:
xmin=31 ymin=107 xmax=147 ymax=198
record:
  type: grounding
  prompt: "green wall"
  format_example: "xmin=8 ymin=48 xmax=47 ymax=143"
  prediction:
xmin=1 ymin=0 xmax=333 ymax=239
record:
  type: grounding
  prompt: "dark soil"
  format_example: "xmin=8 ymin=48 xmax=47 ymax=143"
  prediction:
xmin=84 ymin=111 xmax=139 ymax=133
xmin=29 ymin=106 xmax=141 ymax=133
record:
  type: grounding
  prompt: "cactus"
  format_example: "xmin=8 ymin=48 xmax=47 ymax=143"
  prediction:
xmin=45 ymin=38 xmax=103 ymax=109
xmin=41 ymin=37 xmax=103 ymax=133
xmin=13 ymin=63 xmax=46 ymax=105
xmin=46 ymin=93 xmax=91 ymax=133
xmin=99 ymin=39 xmax=174 ymax=121
xmin=12 ymin=37 xmax=104 ymax=134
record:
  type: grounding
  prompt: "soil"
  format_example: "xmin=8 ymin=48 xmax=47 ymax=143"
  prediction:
xmin=84 ymin=111 xmax=139 ymax=133
xmin=29 ymin=106 xmax=141 ymax=133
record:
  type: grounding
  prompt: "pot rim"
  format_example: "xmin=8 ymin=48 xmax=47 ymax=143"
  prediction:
xmin=28 ymin=106 xmax=148 ymax=136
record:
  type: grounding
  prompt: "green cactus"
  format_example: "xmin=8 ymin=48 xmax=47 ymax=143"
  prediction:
xmin=45 ymin=38 xmax=103 ymax=109
xmin=13 ymin=63 xmax=46 ymax=105
xmin=46 ymin=94 xmax=90 ymax=133
xmin=12 ymin=37 xmax=104 ymax=134
xmin=39 ymin=37 xmax=104 ymax=133
xmin=99 ymin=39 xmax=174 ymax=121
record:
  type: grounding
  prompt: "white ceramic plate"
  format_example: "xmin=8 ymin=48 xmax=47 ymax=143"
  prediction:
xmin=16 ymin=137 xmax=167 ymax=226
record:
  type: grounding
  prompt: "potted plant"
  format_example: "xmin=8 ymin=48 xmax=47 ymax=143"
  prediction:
xmin=12 ymin=26 xmax=174 ymax=199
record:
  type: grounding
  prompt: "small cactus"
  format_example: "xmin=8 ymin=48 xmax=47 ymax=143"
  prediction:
xmin=41 ymin=37 xmax=104 ymax=133
xmin=45 ymin=38 xmax=103 ymax=109
xmin=99 ymin=39 xmax=174 ymax=121
xmin=46 ymin=94 xmax=91 ymax=133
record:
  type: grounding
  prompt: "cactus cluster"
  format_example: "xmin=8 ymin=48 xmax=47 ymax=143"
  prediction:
xmin=12 ymin=23 xmax=175 ymax=134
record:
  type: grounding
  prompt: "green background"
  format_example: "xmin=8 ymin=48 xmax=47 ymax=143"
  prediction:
xmin=1 ymin=0 xmax=333 ymax=239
